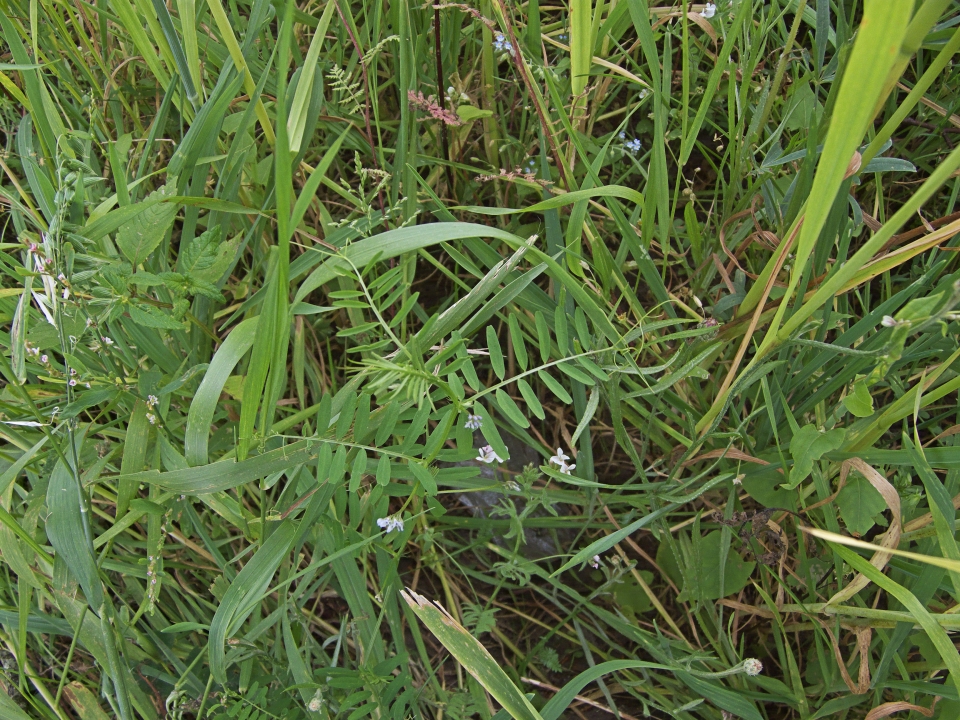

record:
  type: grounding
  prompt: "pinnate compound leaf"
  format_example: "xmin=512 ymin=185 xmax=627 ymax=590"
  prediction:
xmin=116 ymin=185 xmax=178 ymax=266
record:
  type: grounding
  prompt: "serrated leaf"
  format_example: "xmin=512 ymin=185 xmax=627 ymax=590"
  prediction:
xmin=116 ymin=185 xmax=178 ymax=266
xmin=178 ymin=225 xmax=221 ymax=275
xmin=127 ymin=303 xmax=184 ymax=330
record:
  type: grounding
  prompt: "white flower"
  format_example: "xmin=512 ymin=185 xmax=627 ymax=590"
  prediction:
xmin=62 ymin=287 xmax=69 ymax=300
xmin=590 ymin=554 xmax=601 ymax=569
xmin=40 ymin=355 xmax=48 ymax=363
xmin=549 ymin=448 xmax=576 ymax=474
xmin=147 ymin=394 xmax=159 ymax=407
xmin=68 ymin=379 xmax=77 ymax=387
xmin=703 ymin=2 xmax=716 ymax=18
xmin=146 ymin=413 xmax=157 ymax=425
xmin=102 ymin=336 xmax=114 ymax=345
xmin=881 ymin=315 xmax=902 ymax=328
xmin=476 ymin=445 xmax=504 ymax=464
xmin=377 ymin=515 xmax=404 ymax=533
xmin=465 ymin=414 xmax=482 ymax=430
xmin=743 ymin=658 xmax=763 ymax=676
xmin=732 ymin=474 xmax=744 ymax=486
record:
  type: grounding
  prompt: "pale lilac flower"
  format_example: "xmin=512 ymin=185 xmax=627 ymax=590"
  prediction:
xmin=590 ymin=555 xmax=601 ymax=569
xmin=465 ymin=414 xmax=482 ymax=430
xmin=703 ymin=2 xmax=717 ymax=18
xmin=476 ymin=445 xmax=504 ymax=464
xmin=881 ymin=315 xmax=900 ymax=328
xmin=102 ymin=336 xmax=114 ymax=345
xmin=377 ymin=515 xmax=404 ymax=533
xmin=40 ymin=354 xmax=48 ymax=363
xmin=146 ymin=413 xmax=157 ymax=425
xmin=68 ymin=379 xmax=77 ymax=387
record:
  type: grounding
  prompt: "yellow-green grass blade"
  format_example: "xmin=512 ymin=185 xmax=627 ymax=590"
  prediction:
xmin=570 ymin=0 xmax=592 ymax=98
xmin=824 ymin=539 xmax=960 ymax=698
xmin=287 ymin=0 xmax=337 ymax=153
xmin=184 ymin=317 xmax=259 ymax=466
xmin=208 ymin=520 xmax=297 ymax=683
xmin=863 ymin=21 xmax=960 ymax=166
xmin=205 ymin=0 xmax=276 ymax=144
xmin=757 ymin=1 xmax=912 ymax=350
xmin=402 ymin=589 xmax=544 ymax=720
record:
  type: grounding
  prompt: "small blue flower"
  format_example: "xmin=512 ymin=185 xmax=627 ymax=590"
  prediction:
xmin=623 ymin=137 xmax=642 ymax=155
xmin=493 ymin=32 xmax=513 ymax=54
xmin=558 ymin=33 xmax=568 ymax=41
xmin=618 ymin=131 xmax=626 ymax=140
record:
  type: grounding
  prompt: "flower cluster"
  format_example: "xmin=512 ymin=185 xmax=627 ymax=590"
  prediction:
xmin=377 ymin=515 xmax=404 ymax=533
xmin=619 ymin=132 xmax=642 ymax=155
xmin=445 ymin=85 xmax=470 ymax=105
xmin=408 ymin=90 xmax=462 ymax=126
xmin=549 ymin=447 xmax=575 ymax=475
xmin=493 ymin=32 xmax=513 ymax=54
xmin=146 ymin=394 xmax=159 ymax=425
xmin=464 ymin=414 xmax=482 ymax=430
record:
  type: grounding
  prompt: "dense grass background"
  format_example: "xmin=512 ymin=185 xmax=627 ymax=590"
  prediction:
xmin=3 ymin=0 xmax=960 ymax=717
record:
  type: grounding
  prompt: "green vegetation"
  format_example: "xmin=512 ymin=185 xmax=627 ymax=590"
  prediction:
xmin=3 ymin=0 xmax=960 ymax=717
